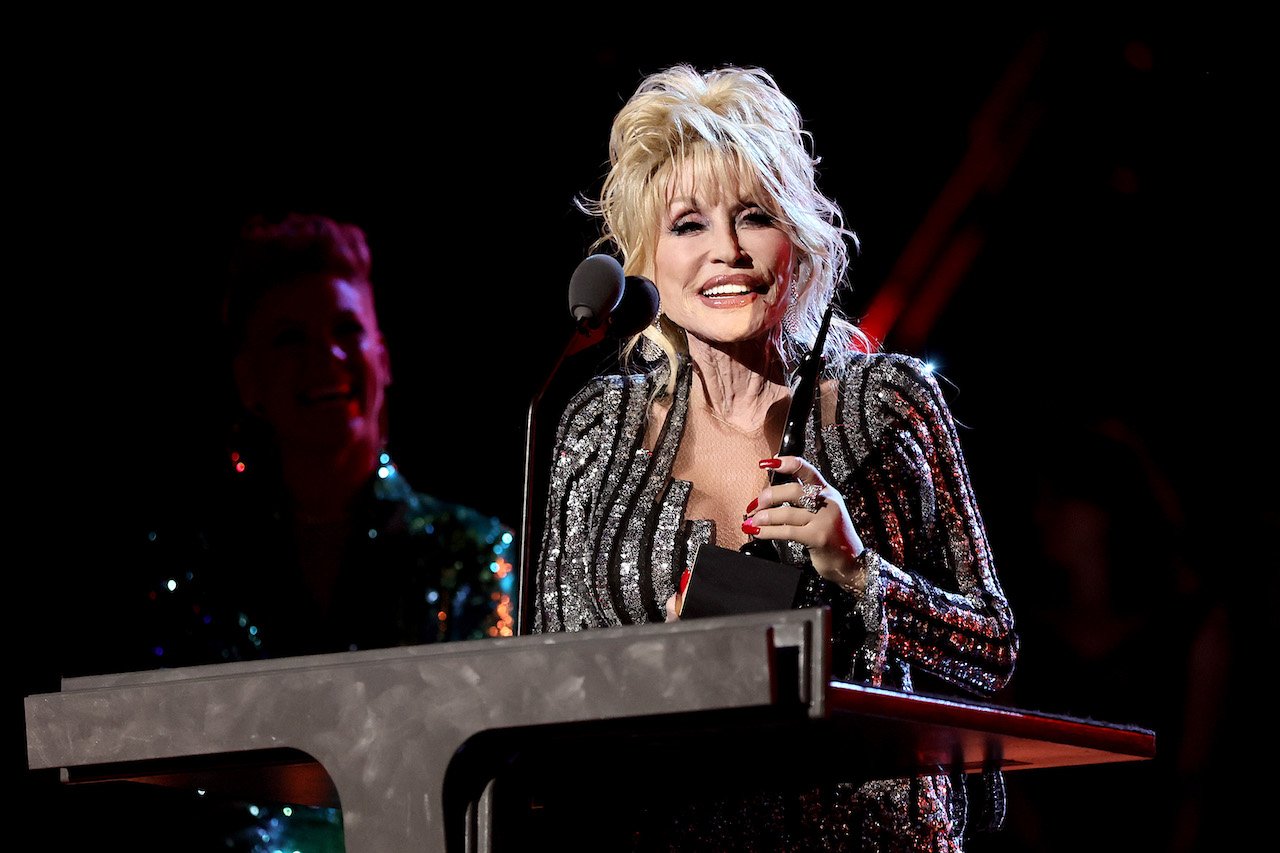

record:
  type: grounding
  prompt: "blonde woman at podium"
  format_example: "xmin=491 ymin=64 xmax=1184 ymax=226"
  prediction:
xmin=534 ymin=65 xmax=1018 ymax=850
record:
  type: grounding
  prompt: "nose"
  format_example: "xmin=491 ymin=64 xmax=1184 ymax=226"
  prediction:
xmin=712 ymin=220 xmax=748 ymax=266
xmin=307 ymin=334 xmax=349 ymax=367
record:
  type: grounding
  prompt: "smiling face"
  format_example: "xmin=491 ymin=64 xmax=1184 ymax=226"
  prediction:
xmin=233 ymin=274 xmax=390 ymax=461
xmin=648 ymin=166 xmax=795 ymax=348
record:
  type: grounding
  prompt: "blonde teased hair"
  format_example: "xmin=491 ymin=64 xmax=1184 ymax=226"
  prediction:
xmin=579 ymin=64 xmax=869 ymax=392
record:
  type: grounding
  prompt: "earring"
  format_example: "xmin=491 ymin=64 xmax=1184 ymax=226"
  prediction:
xmin=783 ymin=278 xmax=802 ymax=337
xmin=638 ymin=312 xmax=665 ymax=362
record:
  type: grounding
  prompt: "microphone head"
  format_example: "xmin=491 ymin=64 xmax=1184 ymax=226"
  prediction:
xmin=568 ymin=254 xmax=624 ymax=326
xmin=608 ymin=276 xmax=660 ymax=338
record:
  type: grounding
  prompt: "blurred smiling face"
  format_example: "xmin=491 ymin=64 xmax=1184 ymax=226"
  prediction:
xmin=234 ymin=274 xmax=391 ymax=458
xmin=648 ymin=162 xmax=794 ymax=347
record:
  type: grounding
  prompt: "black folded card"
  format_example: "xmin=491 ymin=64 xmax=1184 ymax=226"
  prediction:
xmin=679 ymin=544 xmax=804 ymax=619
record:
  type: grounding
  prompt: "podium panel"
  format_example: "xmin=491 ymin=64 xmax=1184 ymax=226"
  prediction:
xmin=25 ymin=609 xmax=1153 ymax=852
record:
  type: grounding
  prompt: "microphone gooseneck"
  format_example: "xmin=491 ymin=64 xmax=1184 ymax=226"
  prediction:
xmin=517 ymin=256 xmax=660 ymax=636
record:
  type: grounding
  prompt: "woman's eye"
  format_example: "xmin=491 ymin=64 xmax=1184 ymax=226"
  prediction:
xmin=334 ymin=318 xmax=365 ymax=338
xmin=742 ymin=209 xmax=775 ymax=226
xmin=671 ymin=219 xmax=704 ymax=235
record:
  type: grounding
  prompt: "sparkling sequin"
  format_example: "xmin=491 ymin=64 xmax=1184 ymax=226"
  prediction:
xmin=535 ymin=353 xmax=1017 ymax=847
xmin=132 ymin=457 xmax=513 ymax=665
xmin=118 ymin=453 xmax=514 ymax=848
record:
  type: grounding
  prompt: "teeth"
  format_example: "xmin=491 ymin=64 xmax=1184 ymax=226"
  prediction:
xmin=702 ymin=284 xmax=752 ymax=296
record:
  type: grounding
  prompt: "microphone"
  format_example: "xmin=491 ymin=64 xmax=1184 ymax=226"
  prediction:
xmin=568 ymin=254 xmax=624 ymax=328
xmin=564 ymin=256 xmax=658 ymax=356
xmin=516 ymin=256 xmax=659 ymax=636
xmin=611 ymin=275 xmax=660 ymax=338
xmin=567 ymin=253 xmax=660 ymax=339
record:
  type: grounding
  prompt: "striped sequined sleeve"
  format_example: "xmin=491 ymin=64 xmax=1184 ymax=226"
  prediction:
xmin=533 ymin=378 xmax=610 ymax=634
xmin=846 ymin=354 xmax=1018 ymax=695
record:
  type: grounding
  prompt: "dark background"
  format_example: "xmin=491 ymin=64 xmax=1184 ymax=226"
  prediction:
xmin=12 ymin=19 xmax=1263 ymax=851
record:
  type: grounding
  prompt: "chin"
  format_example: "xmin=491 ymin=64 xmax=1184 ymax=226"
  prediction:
xmin=689 ymin=321 xmax=777 ymax=348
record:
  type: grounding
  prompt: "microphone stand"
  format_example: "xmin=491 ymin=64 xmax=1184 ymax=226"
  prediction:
xmin=516 ymin=319 xmax=606 ymax=636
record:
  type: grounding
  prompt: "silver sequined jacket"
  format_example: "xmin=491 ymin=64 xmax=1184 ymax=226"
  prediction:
xmin=534 ymin=351 xmax=1018 ymax=849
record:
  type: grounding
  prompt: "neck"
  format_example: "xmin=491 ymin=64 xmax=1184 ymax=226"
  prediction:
xmin=279 ymin=441 xmax=378 ymax=524
xmin=685 ymin=334 xmax=789 ymax=432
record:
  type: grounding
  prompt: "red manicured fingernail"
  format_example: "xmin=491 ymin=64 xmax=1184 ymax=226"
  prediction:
xmin=745 ymin=498 xmax=758 ymax=514
xmin=758 ymin=458 xmax=782 ymax=469
xmin=679 ymin=569 xmax=691 ymax=595
xmin=742 ymin=522 xmax=761 ymax=535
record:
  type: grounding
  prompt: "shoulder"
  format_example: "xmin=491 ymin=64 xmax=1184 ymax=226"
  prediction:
xmin=829 ymin=351 xmax=943 ymax=403
xmin=826 ymin=352 xmax=957 ymax=444
xmin=556 ymin=372 xmax=657 ymax=436
xmin=566 ymin=372 xmax=657 ymax=408
xmin=375 ymin=468 xmax=513 ymax=546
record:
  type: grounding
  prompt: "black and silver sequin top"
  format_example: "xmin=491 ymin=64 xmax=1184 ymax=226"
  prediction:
xmin=534 ymin=351 xmax=1017 ymax=850
xmin=121 ymin=457 xmax=516 ymax=671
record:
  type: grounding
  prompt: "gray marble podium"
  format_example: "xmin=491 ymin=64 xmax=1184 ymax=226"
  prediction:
xmin=24 ymin=608 xmax=1154 ymax=852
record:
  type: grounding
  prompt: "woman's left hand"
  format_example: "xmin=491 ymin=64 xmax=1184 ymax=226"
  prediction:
xmin=744 ymin=456 xmax=868 ymax=595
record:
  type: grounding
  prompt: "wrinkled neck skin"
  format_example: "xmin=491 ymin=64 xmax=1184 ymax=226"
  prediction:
xmin=685 ymin=331 xmax=790 ymax=434
xmin=279 ymin=440 xmax=379 ymax=525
